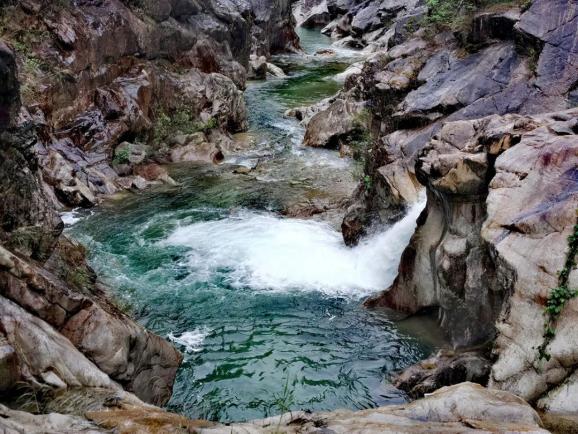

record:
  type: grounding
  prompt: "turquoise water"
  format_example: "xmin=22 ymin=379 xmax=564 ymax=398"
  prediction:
xmin=66 ymin=29 xmax=437 ymax=423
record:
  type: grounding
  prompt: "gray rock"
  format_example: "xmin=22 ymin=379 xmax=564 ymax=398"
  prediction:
xmin=199 ymin=383 xmax=548 ymax=433
xmin=0 ymin=244 xmax=183 ymax=406
xmin=303 ymin=99 xmax=366 ymax=148
xmin=0 ymin=404 xmax=104 ymax=434
xmin=367 ymin=109 xmax=578 ymax=413
xmin=516 ymin=0 xmax=578 ymax=96
xmin=392 ymin=350 xmax=491 ymax=399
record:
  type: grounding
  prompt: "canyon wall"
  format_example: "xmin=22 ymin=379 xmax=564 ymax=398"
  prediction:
xmin=0 ymin=0 xmax=299 ymax=210
xmin=297 ymin=0 xmax=578 ymax=417
xmin=0 ymin=0 xmax=299 ymax=422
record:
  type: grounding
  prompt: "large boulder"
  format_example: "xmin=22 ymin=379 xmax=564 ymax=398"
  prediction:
xmin=294 ymin=0 xmax=331 ymax=28
xmin=0 ymin=244 xmax=183 ymax=406
xmin=367 ymin=108 xmax=578 ymax=412
xmin=303 ymin=99 xmax=367 ymax=149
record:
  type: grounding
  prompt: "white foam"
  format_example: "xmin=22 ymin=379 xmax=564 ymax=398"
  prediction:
xmin=60 ymin=209 xmax=89 ymax=226
xmin=162 ymin=198 xmax=425 ymax=297
xmin=168 ymin=327 xmax=211 ymax=353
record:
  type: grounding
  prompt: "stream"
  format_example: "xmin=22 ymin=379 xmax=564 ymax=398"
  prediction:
xmin=66 ymin=28 xmax=440 ymax=423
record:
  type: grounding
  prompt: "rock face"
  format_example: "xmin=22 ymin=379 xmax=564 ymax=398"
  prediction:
xmin=0 ymin=43 xmax=181 ymax=411
xmin=297 ymin=0 xmax=578 ymax=417
xmin=1 ymin=0 xmax=298 ymax=209
xmin=369 ymin=109 xmax=578 ymax=411
xmin=0 ymin=41 xmax=19 ymax=129
xmin=296 ymin=0 xmax=577 ymax=245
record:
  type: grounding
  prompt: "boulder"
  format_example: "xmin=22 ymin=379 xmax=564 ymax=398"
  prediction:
xmin=199 ymin=383 xmax=548 ymax=433
xmin=266 ymin=63 xmax=286 ymax=78
xmin=114 ymin=142 xmax=147 ymax=165
xmin=367 ymin=109 xmax=578 ymax=411
xmin=168 ymin=131 xmax=225 ymax=164
xmin=294 ymin=0 xmax=331 ymax=28
xmin=248 ymin=55 xmax=268 ymax=80
xmin=393 ymin=350 xmax=491 ymax=399
xmin=0 ymin=245 xmax=183 ymax=406
xmin=303 ymin=99 xmax=366 ymax=148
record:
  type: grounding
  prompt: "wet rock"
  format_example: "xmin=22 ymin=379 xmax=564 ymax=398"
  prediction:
xmin=315 ymin=48 xmax=337 ymax=56
xmin=133 ymin=163 xmax=176 ymax=185
xmin=233 ymin=166 xmax=252 ymax=175
xmin=334 ymin=62 xmax=363 ymax=82
xmin=266 ymin=63 xmax=286 ymax=78
xmin=332 ymin=35 xmax=364 ymax=49
xmin=169 ymin=131 xmax=225 ymax=164
xmin=393 ymin=350 xmax=491 ymax=399
xmin=115 ymin=175 xmax=148 ymax=190
xmin=249 ymin=55 xmax=268 ymax=80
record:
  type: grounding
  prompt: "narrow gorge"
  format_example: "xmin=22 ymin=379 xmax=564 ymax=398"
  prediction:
xmin=0 ymin=0 xmax=577 ymax=433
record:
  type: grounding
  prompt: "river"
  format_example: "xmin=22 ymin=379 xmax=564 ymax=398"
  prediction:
xmin=65 ymin=28 xmax=439 ymax=423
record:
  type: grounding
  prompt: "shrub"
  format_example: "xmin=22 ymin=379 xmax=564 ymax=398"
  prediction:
xmin=113 ymin=147 xmax=130 ymax=165
xmin=537 ymin=214 xmax=578 ymax=361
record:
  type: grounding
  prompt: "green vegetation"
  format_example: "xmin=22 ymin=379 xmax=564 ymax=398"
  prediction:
xmin=0 ymin=9 xmax=66 ymax=104
xmin=272 ymin=375 xmax=296 ymax=433
xmin=152 ymin=107 xmax=218 ymax=146
xmin=113 ymin=147 xmax=131 ymax=165
xmin=349 ymin=109 xmax=374 ymax=190
xmin=537 ymin=213 xmax=578 ymax=361
xmin=426 ymin=0 xmax=478 ymax=29
xmin=64 ymin=268 xmax=91 ymax=290
xmin=426 ymin=0 xmax=533 ymax=31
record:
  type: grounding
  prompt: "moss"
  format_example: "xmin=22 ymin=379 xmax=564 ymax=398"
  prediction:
xmin=152 ymin=106 xmax=218 ymax=147
xmin=113 ymin=147 xmax=130 ymax=165
xmin=537 ymin=213 xmax=578 ymax=361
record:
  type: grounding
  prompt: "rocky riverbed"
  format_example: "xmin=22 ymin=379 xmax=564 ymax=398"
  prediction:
xmin=1 ymin=0 xmax=578 ymax=433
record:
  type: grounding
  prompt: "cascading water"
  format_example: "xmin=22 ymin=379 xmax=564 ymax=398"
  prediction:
xmin=66 ymin=28 xmax=437 ymax=423
xmin=163 ymin=199 xmax=424 ymax=296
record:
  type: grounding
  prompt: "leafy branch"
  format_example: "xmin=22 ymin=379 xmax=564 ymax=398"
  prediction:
xmin=537 ymin=213 xmax=578 ymax=361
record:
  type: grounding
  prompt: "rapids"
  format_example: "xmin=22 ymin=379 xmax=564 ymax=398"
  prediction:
xmin=66 ymin=28 xmax=439 ymax=423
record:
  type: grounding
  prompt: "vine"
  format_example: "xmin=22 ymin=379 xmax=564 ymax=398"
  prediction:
xmin=537 ymin=212 xmax=578 ymax=361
